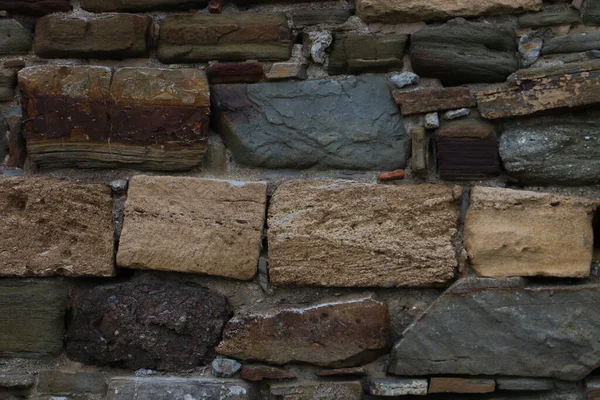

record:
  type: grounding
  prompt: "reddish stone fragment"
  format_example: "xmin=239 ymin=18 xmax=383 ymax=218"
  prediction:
xmin=0 ymin=0 xmax=71 ymax=15
xmin=429 ymin=378 xmax=495 ymax=394
xmin=206 ymin=63 xmax=263 ymax=84
xmin=379 ymin=169 xmax=405 ymax=181
xmin=393 ymin=87 xmax=475 ymax=115
xmin=317 ymin=367 xmax=366 ymax=377
xmin=209 ymin=0 xmax=224 ymax=13
xmin=240 ymin=365 xmax=295 ymax=382
xmin=4 ymin=59 xmax=25 ymax=69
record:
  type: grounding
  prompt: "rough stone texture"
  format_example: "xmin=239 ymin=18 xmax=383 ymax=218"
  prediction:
xmin=268 ymin=181 xmax=458 ymax=287
xmin=212 ymin=76 xmax=409 ymax=170
xmin=0 ymin=178 xmax=114 ymax=277
xmin=0 ymin=0 xmax=71 ymax=14
xmin=217 ymin=294 xmax=390 ymax=367
xmin=0 ymin=375 xmax=35 ymax=389
xmin=475 ymin=60 xmax=600 ymax=119
xmin=436 ymin=118 xmax=500 ymax=180
xmin=117 ymin=176 xmax=266 ymax=280
xmin=464 ymin=186 xmax=595 ymax=278
xmin=328 ymin=33 xmax=407 ymax=74
xmin=206 ymin=63 xmax=263 ymax=84
xmin=444 ymin=108 xmax=471 ymax=120
xmin=369 ymin=378 xmax=428 ymax=396
xmin=0 ymin=69 xmax=15 ymax=101
xmin=428 ymin=378 xmax=496 ymax=393
xmin=80 ymin=0 xmax=209 ymax=11
xmin=389 ymin=277 xmax=600 ymax=380
xmin=158 ymin=13 xmax=292 ymax=63
xmin=0 ymin=280 xmax=67 ymax=357
xmin=318 ymin=367 xmax=366 ymax=377
xmin=19 ymin=65 xmax=210 ymax=170
xmin=410 ymin=19 xmax=519 ymax=85
xmin=391 ymin=72 xmax=419 ymax=88
xmin=519 ymin=6 xmax=580 ymax=28
xmin=266 ymin=61 xmax=308 ymax=80
xmin=519 ymin=34 xmax=543 ymax=67
xmin=584 ymin=0 xmax=600 ymax=25
xmin=34 ymin=14 xmax=150 ymax=59
xmin=0 ymin=19 xmax=33 ymax=55
xmin=4 ymin=108 xmax=26 ymax=170
xmin=37 ymin=371 xmax=107 ymax=395
xmin=66 ymin=280 xmax=231 ymax=371
xmin=543 ymin=32 xmax=600 ymax=55
xmin=587 ymin=377 xmax=600 ymax=400
xmin=356 ymin=0 xmax=542 ymax=23
xmin=496 ymin=378 xmax=555 ymax=391
xmin=292 ymin=10 xmax=351 ymax=26
xmin=499 ymin=110 xmax=600 ymax=185
xmin=240 ymin=365 xmax=295 ymax=381
xmin=270 ymin=381 xmax=363 ymax=400
xmin=106 ymin=377 xmax=255 ymax=400
xmin=393 ymin=87 xmax=475 ymax=115
xmin=212 ymin=359 xmax=242 ymax=378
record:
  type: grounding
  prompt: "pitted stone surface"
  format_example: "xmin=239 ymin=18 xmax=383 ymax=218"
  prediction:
xmin=268 ymin=181 xmax=458 ymax=287
xmin=212 ymin=75 xmax=410 ymax=170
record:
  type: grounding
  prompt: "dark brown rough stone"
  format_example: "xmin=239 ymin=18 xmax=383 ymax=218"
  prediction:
xmin=217 ymin=294 xmax=390 ymax=367
xmin=158 ymin=13 xmax=292 ymax=63
xmin=240 ymin=365 xmax=296 ymax=382
xmin=66 ymin=280 xmax=231 ymax=371
xmin=34 ymin=14 xmax=151 ymax=59
xmin=0 ymin=0 xmax=71 ymax=15
xmin=393 ymin=87 xmax=476 ymax=115
xmin=436 ymin=118 xmax=500 ymax=180
xmin=19 ymin=65 xmax=210 ymax=170
xmin=80 ymin=0 xmax=209 ymax=12
xmin=328 ymin=33 xmax=407 ymax=74
xmin=317 ymin=367 xmax=367 ymax=377
xmin=206 ymin=63 xmax=263 ymax=84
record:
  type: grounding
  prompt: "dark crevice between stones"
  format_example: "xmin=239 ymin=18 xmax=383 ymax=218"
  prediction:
xmin=257 ymin=193 xmax=272 ymax=295
xmin=455 ymin=186 xmax=471 ymax=279
xmin=592 ymin=207 xmax=600 ymax=276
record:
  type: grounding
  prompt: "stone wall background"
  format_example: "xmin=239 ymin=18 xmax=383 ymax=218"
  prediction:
xmin=1 ymin=0 xmax=600 ymax=399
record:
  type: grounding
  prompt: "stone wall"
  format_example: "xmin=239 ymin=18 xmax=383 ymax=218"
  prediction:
xmin=1 ymin=0 xmax=600 ymax=399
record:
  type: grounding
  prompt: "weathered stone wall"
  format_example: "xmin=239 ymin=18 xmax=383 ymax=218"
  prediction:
xmin=1 ymin=0 xmax=600 ymax=399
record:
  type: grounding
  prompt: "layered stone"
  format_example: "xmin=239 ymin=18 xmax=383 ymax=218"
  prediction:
xmin=499 ymin=110 xmax=600 ymax=185
xmin=389 ymin=278 xmax=600 ymax=380
xmin=80 ymin=0 xmax=209 ymax=11
xmin=0 ymin=280 xmax=67 ymax=357
xmin=268 ymin=181 xmax=458 ymax=287
xmin=19 ymin=65 xmax=210 ymax=170
xmin=34 ymin=14 xmax=150 ymax=59
xmin=217 ymin=294 xmax=390 ymax=367
xmin=158 ymin=13 xmax=292 ymax=63
xmin=0 ymin=20 xmax=33 ymax=55
xmin=410 ymin=19 xmax=519 ymax=85
xmin=0 ymin=0 xmax=71 ymax=14
xmin=464 ymin=186 xmax=596 ymax=278
xmin=584 ymin=0 xmax=600 ymax=25
xmin=66 ymin=280 xmax=231 ymax=371
xmin=240 ymin=365 xmax=295 ymax=381
xmin=117 ymin=176 xmax=266 ymax=280
xmin=206 ymin=63 xmax=263 ymax=84
xmin=392 ymin=87 xmax=475 ymax=115
xmin=106 ymin=377 xmax=255 ymax=400
xmin=475 ymin=60 xmax=600 ymax=119
xmin=428 ymin=378 xmax=495 ymax=394
xmin=543 ymin=32 xmax=600 ymax=55
xmin=0 ymin=178 xmax=114 ymax=277
xmin=270 ymin=382 xmax=363 ymax=400
xmin=212 ymin=76 xmax=410 ymax=170
xmin=369 ymin=378 xmax=428 ymax=396
xmin=328 ymin=33 xmax=407 ymax=74
xmin=518 ymin=6 xmax=580 ymax=28
xmin=355 ymin=0 xmax=542 ymax=23
xmin=436 ymin=118 xmax=500 ymax=180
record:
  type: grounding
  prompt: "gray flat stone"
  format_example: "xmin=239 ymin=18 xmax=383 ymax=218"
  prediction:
xmin=369 ymin=378 xmax=428 ymax=396
xmin=584 ymin=0 xmax=600 ymax=25
xmin=542 ymin=32 xmax=600 ymax=55
xmin=0 ymin=375 xmax=35 ymax=389
xmin=38 ymin=371 xmax=107 ymax=395
xmin=0 ymin=20 xmax=33 ymax=55
xmin=212 ymin=75 xmax=409 ymax=170
xmin=389 ymin=278 xmax=600 ymax=380
xmin=496 ymin=378 xmax=555 ymax=391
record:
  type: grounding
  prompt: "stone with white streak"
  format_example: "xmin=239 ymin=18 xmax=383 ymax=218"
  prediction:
xmin=369 ymin=378 xmax=428 ymax=396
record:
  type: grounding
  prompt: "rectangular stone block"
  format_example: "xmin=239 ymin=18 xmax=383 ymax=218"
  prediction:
xmin=0 ymin=177 xmax=114 ymax=277
xmin=464 ymin=186 xmax=596 ymax=278
xmin=393 ymin=87 xmax=476 ymax=115
xmin=475 ymin=60 xmax=600 ymax=119
xmin=206 ymin=62 xmax=264 ymax=84
xmin=268 ymin=181 xmax=459 ymax=287
xmin=270 ymin=381 xmax=363 ymax=400
xmin=106 ymin=377 xmax=256 ymax=400
xmin=0 ymin=0 xmax=71 ymax=15
xmin=428 ymin=378 xmax=495 ymax=393
xmin=328 ymin=33 xmax=406 ymax=75
xmin=117 ymin=176 xmax=267 ymax=280
xmin=157 ymin=13 xmax=292 ymax=63
xmin=0 ymin=280 xmax=67 ymax=356
xmin=80 ymin=0 xmax=209 ymax=12
xmin=38 ymin=371 xmax=107 ymax=395
xmin=19 ymin=65 xmax=210 ymax=170
xmin=369 ymin=378 xmax=428 ymax=396
xmin=34 ymin=14 xmax=151 ymax=59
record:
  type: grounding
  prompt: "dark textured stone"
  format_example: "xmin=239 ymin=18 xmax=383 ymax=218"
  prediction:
xmin=496 ymin=378 xmax=555 ymax=391
xmin=4 ymin=108 xmax=25 ymax=169
xmin=318 ymin=367 xmax=366 ymax=377
xmin=0 ymin=280 xmax=67 ymax=357
xmin=240 ymin=365 xmax=295 ymax=381
xmin=0 ymin=375 xmax=35 ymax=389
xmin=0 ymin=19 xmax=33 ymax=55
xmin=389 ymin=278 xmax=600 ymax=380
xmin=65 ymin=280 xmax=231 ymax=371
xmin=80 ymin=0 xmax=209 ymax=11
xmin=158 ymin=13 xmax=292 ymax=63
xmin=410 ymin=18 xmax=519 ymax=85
xmin=393 ymin=87 xmax=476 ymax=115
xmin=499 ymin=110 xmax=600 ymax=185
xmin=212 ymin=75 xmax=409 ymax=170
xmin=34 ymin=14 xmax=150 ymax=59
xmin=543 ymin=32 xmax=600 ymax=55
xmin=0 ymin=69 xmax=16 ymax=101
xmin=38 ymin=371 xmax=107 ymax=395
xmin=206 ymin=63 xmax=263 ymax=84
xmin=292 ymin=10 xmax=351 ymax=26
xmin=270 ymin=381 xmax=363 ymax=400
xmin=0 ymin=0 xmax=71 ymax=15
xmin=584 ymin=0 xmax=600 ymax=25
xmin=106 ymin=377 xmax=256 ymax=400
xmin=328 ymin=33 xmax=406 ymax=74
xmin=519 ymin=6 xmax=580 ymax=28
xmin=436 ymin=118 xmax=500 ymax=180
xmin=217 ymin=294 xmax=390 ymax=367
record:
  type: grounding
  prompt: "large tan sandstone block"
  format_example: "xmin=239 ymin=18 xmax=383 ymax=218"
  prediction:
xmin=268 ymin=181 xmax=459 ymax=287
xmin=464 ymin=186 xmax=596 ymax=278
xmin=117 ymin=176 xmax=267 ymax=280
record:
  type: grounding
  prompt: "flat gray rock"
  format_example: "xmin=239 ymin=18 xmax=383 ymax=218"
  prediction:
xmin=389 ymin=278 xmax=600 ymax=380
xmin=0 ymin=19 xmax=32 ymax=55
xmin=499 ymin=110 xmax=600 ymax=185
xmin=211 ymin=75 xmax=409 ymax=170
xmin=542 ymin=32 xmax=600 ymax=55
